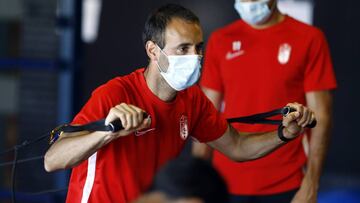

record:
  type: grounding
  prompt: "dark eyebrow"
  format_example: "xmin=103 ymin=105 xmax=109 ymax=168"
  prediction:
xmin=176 ymin=41 xmax=204 ymax=48
xmin=176 ymin=43 xmax=192 ymax=48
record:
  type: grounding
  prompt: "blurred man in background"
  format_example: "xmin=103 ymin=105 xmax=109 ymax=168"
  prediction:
xmin=193 ymin=0 xmax=337 ymax=202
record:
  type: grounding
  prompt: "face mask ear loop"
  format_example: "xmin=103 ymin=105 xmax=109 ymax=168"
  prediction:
xmin=156 ymin=60 xmax=165 ymax=73
xmin=268 ymin=0 xmax=277 ymax=15
xmin=155 ymin=44 xmax=167 ymax=73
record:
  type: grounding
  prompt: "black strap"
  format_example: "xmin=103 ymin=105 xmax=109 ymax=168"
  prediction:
xmin=277 ymin=124 xmax=293 ymax=142
xmin=48 ymin=107 xmax=317 ymax=144
xmin=226 ymin=106 xmax=307 ymax=142
xmin=60 ymin=119 xmax=115 ymax=133
xmin=50 ymin=107 xmax=308 ymax=144
xmin=60 ymin=113 xmax=149 ymax=134
xmin=227 ymin=106 xmax=316 ymax=128
xmin=49 ymin=119 xmax=123 ymax=144
xmin=227 ymin=107 xmax=287 ymax=125
xmin=49 ymin=113 xmax=149 ymax=145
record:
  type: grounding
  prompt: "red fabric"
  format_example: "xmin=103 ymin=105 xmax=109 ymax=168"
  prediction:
xmin=66 ymin=68 xmax=227 ymax=203
xmin=200 ymin=16 xmax=337 ymax=195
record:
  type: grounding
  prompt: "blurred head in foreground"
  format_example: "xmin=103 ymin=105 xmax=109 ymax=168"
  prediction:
xmin=134 ymin=157 xmax=229 ymax=203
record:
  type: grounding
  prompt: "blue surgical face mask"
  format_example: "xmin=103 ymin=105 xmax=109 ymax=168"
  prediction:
xmin=156 ymin=45 xmax=202 ymax=91
xmin=234 ymin=0 xmax=273 ymax=25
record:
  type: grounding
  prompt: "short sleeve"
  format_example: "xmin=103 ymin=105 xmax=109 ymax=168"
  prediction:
xmin=199 ymin=33 xmax=224 ymax=93
xmin=72 ymin=81 xmax=124 ymax=125
xmin=304 ymin=30 xmax=337 ymax=92
xmin=190 ymin=86 xmax=228 ymax=143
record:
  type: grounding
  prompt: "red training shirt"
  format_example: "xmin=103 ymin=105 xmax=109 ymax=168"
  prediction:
xmin=200 ymin=16 xmax=337 ymax=195
xmin=66 ymin=68 xmax=227 ymax=203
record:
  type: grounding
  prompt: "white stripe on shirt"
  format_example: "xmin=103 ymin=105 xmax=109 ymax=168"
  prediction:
xmin=81 ymin=152 xmax=97 ymax=203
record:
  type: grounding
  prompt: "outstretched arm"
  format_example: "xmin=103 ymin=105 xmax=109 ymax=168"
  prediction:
xmin=208 ymin=103 xmax=315 ymax=162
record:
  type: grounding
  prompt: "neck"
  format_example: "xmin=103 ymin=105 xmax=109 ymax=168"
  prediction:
xmin=251 ymin=7 xmax=285 ymax=29
xmin=144 ymin=63 xmax=177 ymax=102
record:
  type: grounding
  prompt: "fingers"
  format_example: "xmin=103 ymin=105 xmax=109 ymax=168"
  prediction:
xmin=283 ymin=111 xmax=300 ymax=127
xmin=285 ymin=102 xmax=316 ymax=127
xmin=121 ymin=104 xmax=143 ymax=129
xmin=105 ymin=103 xmax=147 ymax=131
xmin=105 ymin=106 xmax=127 ymax=128
xmin=300 ymin=108 xmax=312 ymax=127
xmin=297 ymin=105 xmax=307 ymax=126
xmin=282 ymin=102 xmax=316 ymax=139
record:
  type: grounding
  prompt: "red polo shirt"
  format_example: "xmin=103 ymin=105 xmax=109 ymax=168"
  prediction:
xmin=66 ymin=68 xmax=228 ymax=202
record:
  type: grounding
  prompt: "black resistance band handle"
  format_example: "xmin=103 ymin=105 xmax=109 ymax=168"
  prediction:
xmin=108 ymin=119 xmax=123 ymax=132
xmin=282 ymin=106 xmax=317 ymax=128
xmin=50 ymin=112 xmax=150 ymax=145
xmin=108 ymin=112 xmax=149 ymax=132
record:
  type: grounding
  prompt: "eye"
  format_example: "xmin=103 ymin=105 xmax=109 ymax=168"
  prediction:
xmin=177 ymin=46 xmax=189 ymax=54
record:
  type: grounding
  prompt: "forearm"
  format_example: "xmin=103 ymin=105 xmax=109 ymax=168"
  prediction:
xmin=303 ymin=115 xmax=332 ymax=185
xmin=292 ymin=114 xmax=332 ymax=203
xmin=303 ymin=91 xmax=333 ymax=185
xmin=234 ymin=128 xmax=286 ymax=161
xmin=44 ymin=131 xmax=113 ymax=172
xmin=209 ymin=125 xmax=285 ymax=161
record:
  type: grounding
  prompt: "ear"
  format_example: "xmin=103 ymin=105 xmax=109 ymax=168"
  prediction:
xmin=145 ymin=41 xmax=159 ymax=62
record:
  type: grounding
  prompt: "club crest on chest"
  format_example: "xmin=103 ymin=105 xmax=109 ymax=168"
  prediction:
xmin=278 ymin=43 xmax=292 ymax=65
xmin=179 ymin=115 xmax=189 ymax=140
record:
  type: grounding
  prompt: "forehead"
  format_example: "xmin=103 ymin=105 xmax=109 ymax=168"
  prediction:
xmin=164 ymin=18 xmax=203 ymax=47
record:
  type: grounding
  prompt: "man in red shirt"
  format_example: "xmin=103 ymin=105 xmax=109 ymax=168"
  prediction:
xmin=193 ymin=0 xmax=337 ymax=203
xmin=44 ymin=4 xmax=315 ymax=203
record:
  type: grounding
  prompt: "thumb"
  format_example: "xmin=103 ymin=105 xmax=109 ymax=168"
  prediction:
xmin=105 ymin=113 xmax=116 ymax=126
xmin=283 ymin=111 xmax=300 ymax=127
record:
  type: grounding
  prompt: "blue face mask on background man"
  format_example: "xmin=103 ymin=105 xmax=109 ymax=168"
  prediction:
xmin=156 ymin=45 xmax=202 ymax=91
xmin=234 ymin=0 xmax=274 ymax=25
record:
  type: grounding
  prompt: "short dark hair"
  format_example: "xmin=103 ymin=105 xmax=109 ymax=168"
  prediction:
xmin=142 ymin=4 xmax=200 ymax=49
xmin=150 ymin=157 xmax=229 ymax=203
